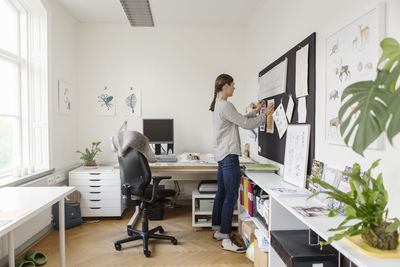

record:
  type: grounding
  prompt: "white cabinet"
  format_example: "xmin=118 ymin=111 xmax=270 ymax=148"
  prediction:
xmin=192 ymin=189 xmax=239 ymax=231
xmin=69 ymin=167 xmax=124 ymax=217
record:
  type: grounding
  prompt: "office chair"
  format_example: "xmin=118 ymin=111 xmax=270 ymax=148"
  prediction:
xmin=114 ymin=148 xmax=177 ymax=257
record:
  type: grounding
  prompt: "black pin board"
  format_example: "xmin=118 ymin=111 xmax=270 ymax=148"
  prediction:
xmin=258 ymin=33 xmax=316 ymax=175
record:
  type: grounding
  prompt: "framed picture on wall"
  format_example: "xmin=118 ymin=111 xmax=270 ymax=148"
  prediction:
xmin=283 ymin=124 xmax=311 ymax=188
xmin=123 ymin=87 xmax=142 ymax=117
xmin=325 ymin=4 xmax=385 ymax=149
xmin=58 ymin=80 xmax=72 ymax=115
xmin=96 ymin=87 xmax=116 ymax=116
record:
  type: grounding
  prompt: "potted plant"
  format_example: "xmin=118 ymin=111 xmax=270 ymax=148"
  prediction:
xmin=76 ymin=142 xmax=102 ymax=168
xmin=310 ymin=38 xmax=400 ymax=250
xmin=310 ymin=160 xmax=399 ymax=249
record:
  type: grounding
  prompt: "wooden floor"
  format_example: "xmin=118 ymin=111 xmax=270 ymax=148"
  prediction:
xmin=23 ymin=206 xmax=252 ymax=267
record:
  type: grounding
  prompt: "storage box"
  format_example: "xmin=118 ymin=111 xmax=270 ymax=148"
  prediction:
xmin=241 ymin=219 xmax=257 ymax=243
xmin=198 ymin=199 xmax=214 ymax=212
xmin=254 ymin=238 xmax=269 ymax=267
xmin=270 ymin=230 xmax=338 ymax=267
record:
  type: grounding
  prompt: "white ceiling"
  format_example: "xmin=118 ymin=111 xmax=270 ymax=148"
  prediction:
xmin=55 ymin=0 xmax=263 ymax=27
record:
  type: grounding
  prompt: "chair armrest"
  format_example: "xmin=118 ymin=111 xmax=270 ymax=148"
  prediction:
xmin=152 ymin=176 xmax=172 ymax=182
xmin=144 ymin=176 xmax=171 ymax=204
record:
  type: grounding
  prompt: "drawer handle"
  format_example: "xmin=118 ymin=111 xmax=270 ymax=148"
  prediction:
xmin=89 ymin=179 xmax=101 ymax=182
xmin=89 ymin=207 xmax=101 ymax=209
xmin=90 ymin=192 xmax=101 ymax=194
xmin=89 ymin=186 xmax=101 ymax=188
xmin=89 ymin=199 xmax=101 ymax=202
xmin=89 ymin=173 xmax=101 ymax=175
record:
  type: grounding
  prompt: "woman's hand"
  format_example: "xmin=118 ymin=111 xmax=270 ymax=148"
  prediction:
xmin=247 ymin=102 xmax=256 ymax=111
xmin=255 ymin=100 xmax=266 ymax=113
xmin=264 ymin=102 xmax=274 ymax=116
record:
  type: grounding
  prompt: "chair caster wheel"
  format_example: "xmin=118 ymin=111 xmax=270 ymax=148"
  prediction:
xmin=114 ymin=243 xmax=122 ymax=251
xmin=144 ymin=250 xmax=151 ymax=257
xmin=172 ymin=239 xmax=178 ymax=245
xmin=159 ymin=227 xmax=164 ymax=233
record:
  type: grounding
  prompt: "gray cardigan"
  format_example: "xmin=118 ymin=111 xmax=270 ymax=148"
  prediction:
xmin=212 ymin=98 xmax=266 ymax=162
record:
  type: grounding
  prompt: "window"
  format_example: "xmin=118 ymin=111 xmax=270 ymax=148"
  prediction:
xmin=0 ymin=0 xmax=48 ymax=177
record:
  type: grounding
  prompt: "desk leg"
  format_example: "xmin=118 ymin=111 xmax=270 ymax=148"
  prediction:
xmin=8 ymin=231 xmax=15 ymax=267
xmin=59 ymin=198 xmax=66 ymax=267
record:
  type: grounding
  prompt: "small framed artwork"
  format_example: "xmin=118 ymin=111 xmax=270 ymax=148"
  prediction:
xmin=58 ymin=80 xmax=72 ymax=115
xmin=283 ymin=124 xmax=311 ymax=188
xmin=124 ymin=87 xmax=142 ymax=117
xmin=96 ymin=87 xmax=116 ymax=116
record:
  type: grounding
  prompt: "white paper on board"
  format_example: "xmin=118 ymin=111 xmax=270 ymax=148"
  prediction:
xmin=295 ymin=44 xmax=309 ymax=98
xmin=286 ymin=95 xmax=295 ymax=123
xmin=272 ymin=103 xmax=288 ymax=138
xmin=297 ymin=97 xmax=307 ymax=123
xmin=258 ymin=58 xmax=288 ymax=100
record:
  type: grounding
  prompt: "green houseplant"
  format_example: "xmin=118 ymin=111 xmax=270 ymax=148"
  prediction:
xmin=310 ymin=38 xmax=400 ymax=250
xmin=310 ymin=160 xmax=399 ymax=249
xmin=76 ymin=142 xmax=102 ymax=167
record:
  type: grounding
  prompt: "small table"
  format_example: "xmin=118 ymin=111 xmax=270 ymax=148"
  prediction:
xmin=0 ymin=187 xmax=75 ymax=267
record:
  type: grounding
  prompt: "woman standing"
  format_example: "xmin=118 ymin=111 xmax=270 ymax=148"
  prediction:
xmin=210 ymin=73 xmax=274 ymax=253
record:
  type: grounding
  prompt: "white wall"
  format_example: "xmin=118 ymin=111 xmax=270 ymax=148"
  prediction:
xmin=76 ymin=25 xmax=246 ymax=163
xmin=242 ymin=0 xmax=400 ymax=218
xmin=43 ymin=0 xmax=79 ymax=170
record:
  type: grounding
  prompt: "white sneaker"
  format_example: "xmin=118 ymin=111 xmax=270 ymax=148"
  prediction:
xmin=221 ymin=238 xmax=246 ymax=253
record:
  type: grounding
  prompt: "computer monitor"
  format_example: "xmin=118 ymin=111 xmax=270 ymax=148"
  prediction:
xmin=143 ymin=119 xmax=174 ymax=155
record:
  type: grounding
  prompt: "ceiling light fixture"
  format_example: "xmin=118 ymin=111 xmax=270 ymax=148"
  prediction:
xmin=119 ymin=0 xmax=154 ymax=27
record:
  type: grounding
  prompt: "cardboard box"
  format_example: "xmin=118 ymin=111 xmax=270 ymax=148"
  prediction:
xmin=241 ymin=219 xmax=257 ymax=243
xmin=254 ymin=238 xmax=269 ymax=267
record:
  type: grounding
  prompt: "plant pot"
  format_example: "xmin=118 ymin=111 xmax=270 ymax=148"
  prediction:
xmin=362 ymin=222 xmax=399 ymax=250
xmin=84 ymin=160 xmax=98 ymax=169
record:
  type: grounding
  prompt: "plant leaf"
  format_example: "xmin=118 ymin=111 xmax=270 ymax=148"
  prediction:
xmin=386 ymin=218 xmax=400 ymax=233
xmin=386 ymin=88 xmax=400 ymax=143
xmin=339 ymin=80 xmax=391 ymax=156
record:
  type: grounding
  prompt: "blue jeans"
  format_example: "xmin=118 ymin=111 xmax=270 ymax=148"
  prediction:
xmin=212 ymin=154 xmax=240 ymax=238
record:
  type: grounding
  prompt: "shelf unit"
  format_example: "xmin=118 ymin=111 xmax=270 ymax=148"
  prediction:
xmin=192 ymin=190 xmax=239 ymax=231
xmin=244 ymin=171 xmax=400 ymax=267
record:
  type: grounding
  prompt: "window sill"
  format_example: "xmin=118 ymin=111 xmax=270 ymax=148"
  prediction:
xmin=0 ymin=169 xmax=55 ymax=188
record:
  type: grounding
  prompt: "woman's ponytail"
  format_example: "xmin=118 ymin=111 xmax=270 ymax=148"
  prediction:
xmin=209 ymin=74 xmax=233 ymax=112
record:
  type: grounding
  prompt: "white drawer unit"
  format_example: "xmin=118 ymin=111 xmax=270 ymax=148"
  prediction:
xmin=69 ymin=166 xmax=124 ymax=217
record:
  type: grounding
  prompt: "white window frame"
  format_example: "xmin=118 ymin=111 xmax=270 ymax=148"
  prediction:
xmin=0 ymin=0 xmax=49 ymax=178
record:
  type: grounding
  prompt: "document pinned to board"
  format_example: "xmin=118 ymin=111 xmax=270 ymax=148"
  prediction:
xmin=258 ymin=58 xmax=288 ymax=100
xmin=266 ymin=99 xmax=275 ymax=133
xmin=272 ymin=103 xmax=288 ymax=138
xmin=295 ymin=44 xmax=309 ymax=98
xmin=297 ymin=97 xmax=307 ymax=123
xmin=286 ymin=95 xmax=295 ymax=123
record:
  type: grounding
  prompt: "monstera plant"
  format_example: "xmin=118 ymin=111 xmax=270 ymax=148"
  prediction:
xmin=339 ymin=38 xmax=400 ymax=155
xmin=311 ymin=38 xmax=400 ymax=250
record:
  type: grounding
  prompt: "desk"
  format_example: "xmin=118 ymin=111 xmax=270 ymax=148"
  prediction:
xmin=244 ymin=171 xmax=400 ymax=267
xmin=110 ymin=154 xmax=254 ymax=228
xmin=0 ymin=187 xmax=75 ymax=267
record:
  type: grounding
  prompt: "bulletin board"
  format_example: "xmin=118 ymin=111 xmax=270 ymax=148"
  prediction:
xmin=258 ymin=33 xmax=316 ymax=174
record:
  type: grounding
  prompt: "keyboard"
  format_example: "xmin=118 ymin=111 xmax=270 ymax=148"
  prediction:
xmin=155 ymin=154 xmax=178 ymax=162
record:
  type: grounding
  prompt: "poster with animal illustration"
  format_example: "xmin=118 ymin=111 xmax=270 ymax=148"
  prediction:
xmin=325 ymin=6 xmax=384 ymax=148
xmin=96 ymin=88 xmax=116 ymax=116
xmin=58 ymin=80 xmax=72 ymax=115
xmin=124 ymin=87 xmax=141 ymax=117
xmin=283 ymin=124 xmax=311 ymax=188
